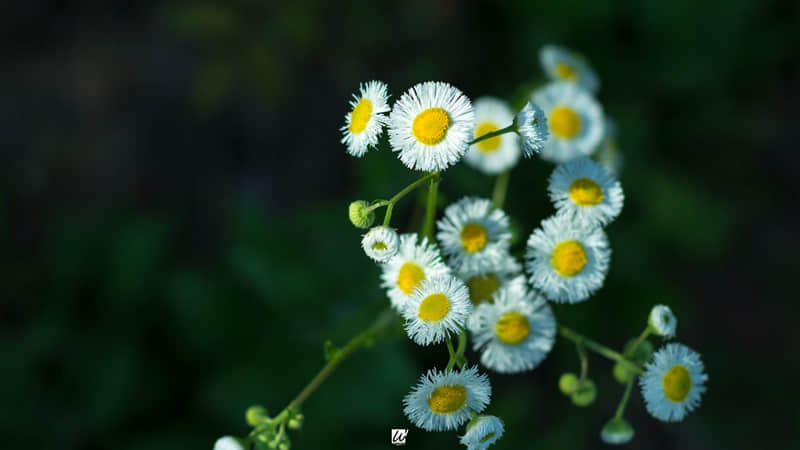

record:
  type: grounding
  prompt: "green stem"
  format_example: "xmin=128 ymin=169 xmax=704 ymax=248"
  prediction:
xmin=445 ymin=335 xmax=456 ymax=371
xmin=446 ymin=335 xmax=456 ymax=359
xmin=625 ymin=326 xmax=652 ymax=358
xmin=422 ymin=172 xmax=440 ymax=239
xmin=576 ymin=341 xmax=588 ymax=388
xmin=491 ymin=170 xmax=511 ymax=210
xmin=370 ymin=172 xmax=439 ymax=227
xmin=614 ymin=379 xmax=635 ymax=419
xmin=558 ymin=325 xmax=643 ymax=375
xmin=287 ymin=308 xmax=397 ymax=411
xmin=445 ymin=329 xmax=467 ymax=371
xmin=468 ymin=123 xmax=516 ymax=145
xmin=389 ymin=172 xmax=438 ymax=205
xmin=383 ymin=202 xmax=394 ymax=226
xmin=455 ymin=329 xmax=467 ymax=368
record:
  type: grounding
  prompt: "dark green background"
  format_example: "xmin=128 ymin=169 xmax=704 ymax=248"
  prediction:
xmin=1 ymin=1 xmax=797 ymax=449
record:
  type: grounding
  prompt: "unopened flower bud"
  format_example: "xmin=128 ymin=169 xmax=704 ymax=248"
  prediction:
xmin=348 ymin=200 xmax=375 ymax=228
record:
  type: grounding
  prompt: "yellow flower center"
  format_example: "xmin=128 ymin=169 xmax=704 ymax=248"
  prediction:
xmin=550 ymin=240 xmax=587 ymax=277
xmin=555 ymin=62 xmax=578 ymax=81
xmin=480 ymin=432 xmax=495 ymax=443
xmin=418 ymin=293 xmax=450 ymax=322
xmin=412 ymin=107 xmax=450 ymax=145
xmin=460 ymin=223 xmax=488 ymax=253
xmin=349 ymin=98 xmax=372 ymax=133
xmin=466 ymin=273 xmax=500 ymax=305
xmin=474 ymin=121 xmax=501 ymax=153
xmin=549 ymin=105 xmax=582 ymax=139
xmin=371 ymin=242 xmax=388 ymax=250
xmin=569 ymin=177 xmax=604 ymax=206
xmin=428 ymin=384 xmax=467 ymax=414
xmin=494 ymin=311 xmax=530 ymax=345
xmin=397 ymin=262 xmax=426 ymax=294
xmin=662 ymin=364 xmax=692 ymax=402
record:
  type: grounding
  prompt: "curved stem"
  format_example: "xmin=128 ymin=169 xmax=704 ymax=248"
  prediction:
xmin=468 ymin=123 xmax=516 ymax=145
xmin=445 ymin=335 xmax=457 ymax=372
xmin=614 ymin=379 xmax=635 ymax=419
xmin=576 ymin=341 xmax=588 ymax=388
xmin=558 ymin=325 xmax=643 ymax=375
xmin=389 ymin=172 xmax=438 ymax=205
xmin=369 ymin=172 xmax=439 ymax=227
xmin=445 ymin=329 xmax=468 ymax=371
xmin=422 ymin=172 xmax=440 ymax=239
xmin=455 ymin=329 xmax=467 ymax=368
xmin=287 ymin=308 xmax=397 ymax=411
xmin=491 ymin=170 xmax=511 ymax=210
xmin=383 ymin=202 xmax=394 ymax=226
xmin=625 ymin=326 xmax=652 ymax=358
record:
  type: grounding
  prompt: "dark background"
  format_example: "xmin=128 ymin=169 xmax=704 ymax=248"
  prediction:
xmin=1 ymin=1 xmax=798 ymax=449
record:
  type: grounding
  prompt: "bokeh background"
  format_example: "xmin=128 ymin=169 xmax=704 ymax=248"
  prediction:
xmin=2 ymin=1 xmax=798 ymax=449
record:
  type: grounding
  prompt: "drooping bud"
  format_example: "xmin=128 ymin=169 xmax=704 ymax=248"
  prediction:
xmin=558 ymin=372 xmax=580 ymax=395
xmin=571 ymin=379 xmax=597 ymax=407
xmin=600 ymin=417 xmax=634 ymax=445
xmin=246 ymin=405 xmax=269 ymax=426
xmin=348 ymin=200 xmax=375 ymax=228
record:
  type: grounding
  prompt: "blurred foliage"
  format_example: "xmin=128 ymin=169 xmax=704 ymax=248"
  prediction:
xmin=1 ymin=0 xmax=798 ymax=449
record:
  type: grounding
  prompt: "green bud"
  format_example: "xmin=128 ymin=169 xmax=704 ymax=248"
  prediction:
xmin=288 ymin=413 xmax=304 ymax=430
xmin=571 ymin=379 xmax=597 ymax=407
xmin=278 ymin=441 xmax=291 ymax=450
xmin=348 ymin=200 xmax=375 ymax=229
xmin=246 ymin=405 xmax=269 ymax=426
xmin=613 ymin=362 xmax=634 ymax=384
xmin=559 ymin=373 xmax=580 ymax=395
xmin=600 ymin=417 xmax=634 ymax=445
xmin=624 ymin=338 xmax=654 ymax=365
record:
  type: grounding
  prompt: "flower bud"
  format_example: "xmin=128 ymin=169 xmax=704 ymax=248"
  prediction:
xmin=649 ymin=304 xmax=677 ymax=338
xmin=246 ymin=405 xmax=268 ymax=426
xmin=600 ymin=417 xmax=634 ymax=444
xmin=348 ymin=200 xmax=375 ymax=228
xmin=288 ymin=413 xmax=304 ymax=430
xmin=558 ymin=373 xmax=580 ymax=395
xmin=571 ymin=379 xmax=597 ymax=407
xmin=214 ymin=436 xmax=244 ymax=450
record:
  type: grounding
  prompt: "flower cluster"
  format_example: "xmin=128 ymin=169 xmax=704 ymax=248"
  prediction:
xmin=339 ymin=44 xmax=708 ymax=448
xmin=215 ymin=44 xmax=708 ymax=450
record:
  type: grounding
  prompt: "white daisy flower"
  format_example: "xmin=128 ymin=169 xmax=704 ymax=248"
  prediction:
xmin=515 ymin=101 xmax=549 ymax=157
xmin=458 ymin=252 xmax=523 ymax=305
xmin=381 ymin=233 xmax=451 ymax=312
xmin=388 ymin=81 xmax=476 ymax=171
xmin=464 ymin=97 xmax=521 ymax=174
xmin=460 ymin=415 xmax=505 ymax=450
xmin=593 ymin=118 xmax=623 ymax=176
xmin=402 ymin=275 xmax=472 ymax=346
xmin=403 ymin=365 xmax=491 ymax=431
xmin=548 ymin=157 xmax=624 ymax=227
xmin=649 ymin=304 xmax=677 ymax=338
xmin=532 ymin=82 xmax=605 ymax=164
xmin=341 ymin=80 xmax=390 ymax=157
xmin=640 ymin=343 xmax=707 ymax=422
xmin=600 ymin=417 xmax=634 ymax=445
xmin=540 ymin=44 xmax=599 ymax=93
xmin=467 ymin=283 xmax=556 ymax=373
xmin=214 ymin=436 xmax=244 ymax=450
xmin=361 ymin=226 xmax=399 ymax=263
xmin=524 ymin=214 xmax=610 ymax=303
xmin=437 ymin=197 xmax=512 ymax=274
